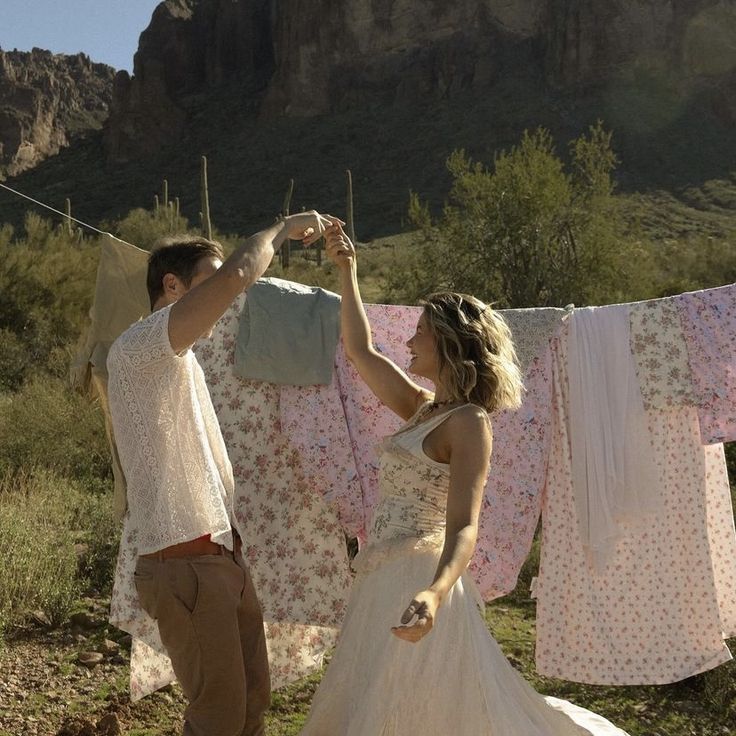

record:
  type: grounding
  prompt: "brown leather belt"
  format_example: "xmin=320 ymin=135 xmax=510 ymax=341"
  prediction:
xmin=142 ymin=536 xmax=230 ymax=561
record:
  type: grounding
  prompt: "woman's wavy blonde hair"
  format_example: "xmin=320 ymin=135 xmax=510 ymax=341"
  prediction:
xmin=421 ymin=292 xmax=523 ymax=413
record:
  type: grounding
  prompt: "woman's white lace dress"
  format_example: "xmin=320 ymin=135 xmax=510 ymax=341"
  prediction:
xmin=300 ymin=405 xmax=630 ymax=736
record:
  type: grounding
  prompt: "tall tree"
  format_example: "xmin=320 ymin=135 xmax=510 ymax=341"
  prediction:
xmin=389 ymin=123 xmax=638 ymax=308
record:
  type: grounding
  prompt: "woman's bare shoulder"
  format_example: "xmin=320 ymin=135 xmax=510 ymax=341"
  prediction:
xmin=453 ymin=403 xmax=492 ymax=426
xmin=444 ymin=404 xmax=492 ymax=443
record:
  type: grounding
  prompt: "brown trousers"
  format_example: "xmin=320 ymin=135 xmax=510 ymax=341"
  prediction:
xmin=134 ymin=552 xmax=271 ymax=736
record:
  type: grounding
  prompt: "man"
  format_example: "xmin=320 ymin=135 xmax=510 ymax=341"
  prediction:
xmin=107 ymin=211 xmax=336 ymax=736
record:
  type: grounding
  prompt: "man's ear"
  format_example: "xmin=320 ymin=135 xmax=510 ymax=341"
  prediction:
xmin=162 ymin=272 xmax=182 ymax=299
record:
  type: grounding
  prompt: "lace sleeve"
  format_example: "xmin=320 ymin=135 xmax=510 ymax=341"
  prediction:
xmin=110 ymin=305 xmax=179 ymax=376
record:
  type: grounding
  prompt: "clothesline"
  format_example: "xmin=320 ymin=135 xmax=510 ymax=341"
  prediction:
xmin=75 ymin=234 xmax=736 ymax=697
xmin=0 ymin=181 xmax=134 ymax=246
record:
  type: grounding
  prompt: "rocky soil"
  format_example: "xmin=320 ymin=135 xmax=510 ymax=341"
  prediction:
xmin=0 ymin=598 xmax=185 ymax=736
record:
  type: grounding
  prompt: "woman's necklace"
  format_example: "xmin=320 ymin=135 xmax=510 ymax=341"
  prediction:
xmin=423 ymin=397 xmax=456 ymax=413
xmin=399 ymin=397 xmax=460 ymax=435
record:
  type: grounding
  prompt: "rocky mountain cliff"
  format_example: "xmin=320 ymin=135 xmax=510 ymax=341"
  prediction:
xmin=105 ymin=0 xmax=736 ymax=161
xmin=105 ymin=0 xmax=274 ymax=160
xmin=0 ymin=49 xmax=114 ymax=178
xmin=2 ymin=1 xmax=734 ymax=239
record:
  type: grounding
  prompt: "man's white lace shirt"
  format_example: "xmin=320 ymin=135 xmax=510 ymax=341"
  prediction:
xmin=107 ymin=304 xmax=234 ymax=554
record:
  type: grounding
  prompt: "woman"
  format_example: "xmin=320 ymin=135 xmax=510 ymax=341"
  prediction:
xmin=300 ymin=223 xmax=629 ymax=735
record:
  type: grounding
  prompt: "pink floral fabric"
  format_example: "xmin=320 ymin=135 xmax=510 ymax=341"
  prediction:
xmin=299 ymin=303 xmax=565 ymax=600
xmin=280 ymin=377 xmax=365 ymax=538
xmin=196 ymin=296 xmax=353 ymax=681
xmin=628 ymin=296 xmax=697 ymax=410
xmin=474 ymin=345 xmax=556 ymax=598
xmin=112 ymin=295 xmax=354 ymax=700
xmin=534 ymin=323 xmax=736 ymax=684
xmin=677 ymin=283 xmax=736 ymax=444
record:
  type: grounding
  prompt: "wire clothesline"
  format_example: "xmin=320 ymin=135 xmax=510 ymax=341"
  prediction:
xmin=0 ymin=181 xmax=131 ymax=243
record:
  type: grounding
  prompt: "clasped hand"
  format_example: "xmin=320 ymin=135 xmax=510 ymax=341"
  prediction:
xmin=391 ymin=589 xmax=440 ymax=643
xmin=324 ymin=221 xmax=356 ymax=269
xmin=283 ymin=210 xmax=343 ymax=246
xmin=283 ymin=212 xmax=355 ymax=271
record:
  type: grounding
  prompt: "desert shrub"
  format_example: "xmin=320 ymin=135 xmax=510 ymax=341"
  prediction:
xmin=0 ymin=215 xmax=99 ymax=385
xmin=0 ymin=376 xmax=110 ymax=491
xmin=71 ymin=486 xmax=119 ymax=596
xmin=105 ymin=207 xmax=191 ymax=252
xmin=0 ymin=328 xmax=31 ymax=392
xmin=0 ymin=465 xmax=118 ymax=640
xmin=0 ymin=222 xmax=13 ymax=246
xmin=0 ymin=470 xmax=82 ymax=636
xmin=268 ymin=256 xmax=341 ymax=292
xmin=642 ymin=235 xmax=736 ymax=297
xmin=387 ymin=123 xmax=644 ymax=308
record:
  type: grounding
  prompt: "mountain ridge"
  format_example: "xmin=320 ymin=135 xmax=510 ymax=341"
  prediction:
xmin=1 ymin=0 xmax=735 ymax=238
xmin=0 ymin=48 xmax=114 ymax=178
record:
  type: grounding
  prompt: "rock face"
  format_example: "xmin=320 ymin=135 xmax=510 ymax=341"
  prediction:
xmin=260 ymin=0 xmax=539 ymax=116
xmin=0 ymin=49 xmax=114 ymax=177
xmin=543 ymin=0 xmax=736 ymax=85
xmin=105 ymin=0 xmax=546 ymax=157
xmin=266 ymin=0 xmax=736 ymax=105
xmin=0 ymin=2 xmax=732 ymax=171
xmin=104 ymin=0 xmax=736 ymax=161
xmin=105 ymin=0 xmax=274 ymax=160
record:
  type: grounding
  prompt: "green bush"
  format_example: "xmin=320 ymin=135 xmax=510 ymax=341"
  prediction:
xmin=268 ymin=256 xmax=341 ymax=292
xmin=0 ymin=215 xmax=99 ymax=386
xmin=642 ymin=236 xmax=736 ymax=297
xmin=104 ymin=207 xmax=191 ymax=252
xmin=72 ymin=489 xmax=120 ymax=595
xmin=0 ymin=376 xmax=110 ymax=491
xmin=0 ymin=328 xmax=31 ymax=392
xmin=388 ymin=123 xmax=644 ymax=308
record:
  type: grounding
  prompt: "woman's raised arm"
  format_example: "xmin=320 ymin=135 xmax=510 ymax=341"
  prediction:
xmin=325 ymin=223 xmax=430 ymax=420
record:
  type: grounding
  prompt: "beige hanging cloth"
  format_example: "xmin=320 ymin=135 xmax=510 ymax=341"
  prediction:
xmin=71 ymin=234 xmax=150 ymax=521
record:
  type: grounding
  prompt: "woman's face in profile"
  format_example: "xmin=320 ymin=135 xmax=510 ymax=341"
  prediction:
xmin=406 ymin=312 xmax=439 ymax=379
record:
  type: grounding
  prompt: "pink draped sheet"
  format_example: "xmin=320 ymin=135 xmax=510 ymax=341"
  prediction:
xmin=281 ymin=303 xmax=559 ymax=601
xmin=676 ymin=283 xmax=736 ymax=444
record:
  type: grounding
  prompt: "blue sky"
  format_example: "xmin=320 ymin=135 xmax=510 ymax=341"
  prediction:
xmin=0 ymin=0 xmax=162 ymax=72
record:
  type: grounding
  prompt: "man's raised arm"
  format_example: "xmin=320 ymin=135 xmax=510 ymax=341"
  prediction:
xmin=168 ymin=211 xmax=337 ymax=353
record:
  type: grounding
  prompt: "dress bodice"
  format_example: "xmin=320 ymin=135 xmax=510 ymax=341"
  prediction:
xmin=368 ymin=404 xmax=468 ymax=546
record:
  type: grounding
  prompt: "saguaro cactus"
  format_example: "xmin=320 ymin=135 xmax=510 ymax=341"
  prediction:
xmin=346 ymin=169 xmax=356 ymax=245
xmin=64 ymin=198 xmax=73 ymax=235
xmin=280 ymin=178 xmax=294 ymax=269
xmin=201 ymin=156 xmax=213 ymax=240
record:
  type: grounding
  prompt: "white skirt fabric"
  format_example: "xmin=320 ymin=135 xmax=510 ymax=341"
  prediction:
xmin=300 ymin=547 xmax=630 ymax=736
